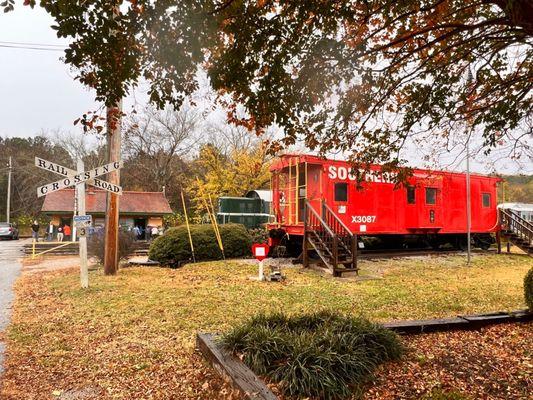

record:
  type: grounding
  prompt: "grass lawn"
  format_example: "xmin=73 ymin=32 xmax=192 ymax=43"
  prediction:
xmin=1 ymin=253 xmax=531 ymax=399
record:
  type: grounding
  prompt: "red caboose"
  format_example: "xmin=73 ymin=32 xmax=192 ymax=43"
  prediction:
xmin=267 ymin=155 xmax=500 ymax=274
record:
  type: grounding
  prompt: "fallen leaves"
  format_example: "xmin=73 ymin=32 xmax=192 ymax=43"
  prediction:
xmin=0 ymin=253 xmax=531 ymax=399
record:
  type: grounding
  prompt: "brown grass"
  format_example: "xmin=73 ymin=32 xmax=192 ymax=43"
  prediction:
xmin=1 ymin=253 xmax=531 ymax=399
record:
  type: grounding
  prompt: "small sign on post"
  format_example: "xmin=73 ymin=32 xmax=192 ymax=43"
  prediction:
xmin=252 ymin=243 xmax=270 ymax=281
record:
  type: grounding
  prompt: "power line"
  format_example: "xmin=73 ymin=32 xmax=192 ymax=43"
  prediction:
xmin=0 ymin=40 xmax=65 ymax=48
xmin=0 ymin=43 xmax=65 ymax=52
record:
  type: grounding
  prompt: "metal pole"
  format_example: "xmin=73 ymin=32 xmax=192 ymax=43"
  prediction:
xmin=466 ymin=134 xmax=471 ymax=265
xmin=6 ymin=156 xmax=11 ymax=223
xmin=77 ymin=158 xmax=89 ymax=288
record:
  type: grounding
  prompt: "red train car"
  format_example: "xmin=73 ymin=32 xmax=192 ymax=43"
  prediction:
xmin=267 ymin=154 xmax=500 ymax=253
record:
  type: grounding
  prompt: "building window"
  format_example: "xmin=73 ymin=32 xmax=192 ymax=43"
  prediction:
xmin=334 ymin=182 xmax=348 ymax=202
xmin=407 ymin=186 xmax=416 ymax=204
xmin=482 ymin=193 xmax=491 ymax=208
xmin=425 ymin=188 xmax=437 ymax=205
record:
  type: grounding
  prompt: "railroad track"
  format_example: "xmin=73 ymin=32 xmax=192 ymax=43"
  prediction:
xmin=358 ymin=248 xmax=496 ymax=260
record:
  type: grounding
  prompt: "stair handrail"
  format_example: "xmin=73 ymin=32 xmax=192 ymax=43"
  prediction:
xmin=500 ymin=209 xmax=533 ymax=233
xmin=322 ymin=200 xmax=353 ymax=237
xmin=504 ymin=209 xmax=533 ymax=230
xmin=305 ymin=200 xmax=335 ymax=237
xmin=500 ymin=208 xmax=533 ymax=244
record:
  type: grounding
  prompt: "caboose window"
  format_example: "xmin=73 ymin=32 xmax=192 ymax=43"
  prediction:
xmin=334 ymin=182 xmax=348 ymax=202
xmin=407 ymin=187 xmax=416 ymax=204
xmin=482 ymin=193 xmax=491 ymax=207
xmin=425 ymin=188 xmax=437 ymax=205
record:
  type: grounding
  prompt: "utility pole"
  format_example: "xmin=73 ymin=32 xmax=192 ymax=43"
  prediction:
xmin=6 ymin=156 xmax=12 ymax=223
xmin=466 ymin=136 xmax=471 ymax=265
xmin=103 ymin=100 xmax=122 ymax=275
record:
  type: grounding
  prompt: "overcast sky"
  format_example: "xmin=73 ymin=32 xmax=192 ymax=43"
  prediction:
xmin=1 ymin=6 xmax=531 ymax=175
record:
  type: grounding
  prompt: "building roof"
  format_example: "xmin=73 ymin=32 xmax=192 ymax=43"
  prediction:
xmin=245 ymin=190 xmax=272 ymax=202
xmin=41 ymin=189 xmax=173 ymax=215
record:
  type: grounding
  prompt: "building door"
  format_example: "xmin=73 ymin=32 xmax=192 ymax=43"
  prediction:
xmin=134 ymin=218 xmax=147 ymax=239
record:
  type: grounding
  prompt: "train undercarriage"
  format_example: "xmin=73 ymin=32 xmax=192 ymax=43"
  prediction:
xmin=268 ymin=229 xmax=495 ymax=258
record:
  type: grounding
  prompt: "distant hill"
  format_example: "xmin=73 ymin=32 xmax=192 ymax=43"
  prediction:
xmin=501 ymin=175 xmax=533 ymax=203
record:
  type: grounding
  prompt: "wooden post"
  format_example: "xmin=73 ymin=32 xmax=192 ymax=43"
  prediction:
xmin=496 ymin=230 xmax=501 ymax=254
xmin=104 ymin=101 xmax=122 ymax=275
xmin=332 ymin=235 xmax=338 ymax=275
xmin=77 ymin=159 xmax=89 ymax=288
xmin=352 ymin=233 xmax=358 ymax=272
xmin=181 ymin=191 xmax=196 ymax=263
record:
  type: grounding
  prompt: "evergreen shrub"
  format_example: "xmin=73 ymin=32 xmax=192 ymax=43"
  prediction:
xmin=148 ymin=223 xmax=252 ymax=265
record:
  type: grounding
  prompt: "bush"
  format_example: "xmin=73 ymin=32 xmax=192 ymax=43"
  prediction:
xmin=148 ymin=223 xmax=252 ymax=265
xmin=88 ymin=230 xmax=135 ymax=264
xmin=221 ymin=311 xmax=403 ymax=399
xmin=524 ymin=268 xmax=533 ymax=310
xmin=248 ymin=227 xmax=269 ymax=244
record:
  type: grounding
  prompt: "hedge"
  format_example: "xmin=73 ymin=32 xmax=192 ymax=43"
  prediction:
xmin=148 ymin=223 xmax=252 ymax=265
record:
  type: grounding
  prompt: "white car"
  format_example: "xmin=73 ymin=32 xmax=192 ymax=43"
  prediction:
xmin=0 ymin=222 xmax=19 ymax=240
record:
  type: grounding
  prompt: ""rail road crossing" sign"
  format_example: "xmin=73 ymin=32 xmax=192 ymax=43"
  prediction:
xmin=36 ymin=158 xmax=123 ymax=197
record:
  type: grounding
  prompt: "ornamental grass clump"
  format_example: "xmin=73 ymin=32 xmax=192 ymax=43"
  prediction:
xmin=221 ymin=311 xmax=403 ymax=399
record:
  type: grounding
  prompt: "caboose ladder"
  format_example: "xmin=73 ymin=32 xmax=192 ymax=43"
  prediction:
xmin=303 ymin=200 xmax=358 ymax=276
xmin=499 ymin=209 xmax=533 ymax=255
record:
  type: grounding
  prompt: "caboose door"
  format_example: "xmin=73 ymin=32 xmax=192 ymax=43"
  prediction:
xmin=421 ymin=184 xmax=443 ymax=228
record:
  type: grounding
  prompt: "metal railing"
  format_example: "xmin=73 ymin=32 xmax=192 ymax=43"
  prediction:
xmin=499 ymin=208 xmax=533 ymax=247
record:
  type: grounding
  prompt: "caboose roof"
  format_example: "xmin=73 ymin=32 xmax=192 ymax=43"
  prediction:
xmin=270 ymin=153 xmax=501 ymax=181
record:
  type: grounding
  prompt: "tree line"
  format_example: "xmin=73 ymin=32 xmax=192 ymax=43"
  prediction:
xmin=0 ymin=105 xmax=272 ymax=226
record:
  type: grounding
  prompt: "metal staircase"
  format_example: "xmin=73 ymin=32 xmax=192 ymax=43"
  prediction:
xmin=303 ymin=200 xmax=358 ymax=276
xmin=499 ymin=208 xmax=533 ymax=255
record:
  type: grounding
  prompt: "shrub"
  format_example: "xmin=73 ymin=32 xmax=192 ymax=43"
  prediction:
xmin=88 ymin=230 xmax=135 ymax=264
xmin=248 ymin=227 xmax=269 ymax=244
xmin=221 ymin=311 xmax=403 ymax=399
xmin=148 ymin=223 xmax=252 ymax=265
xmin=524 ymin=267 xmax=533 ymax=310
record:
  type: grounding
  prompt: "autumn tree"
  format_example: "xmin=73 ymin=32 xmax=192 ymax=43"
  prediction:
xmin=205 ymin=0 xmax=532 ymax=176
xmin=190 ymin=125 xmax=272 ymax=215
xmin=7 ymin=0 xmax=530 ymax=180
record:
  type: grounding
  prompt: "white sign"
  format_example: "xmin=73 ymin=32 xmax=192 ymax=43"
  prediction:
xmin=35 ymin=157 xmax=123 ymax=195
xmin=37 ymin=161 xmax=123 ymax=197
xmin=73 ymin=215 xmax=92 ymax=228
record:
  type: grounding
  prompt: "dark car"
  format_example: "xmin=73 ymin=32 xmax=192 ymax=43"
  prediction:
xmin=0 ymin=222 xmax=19 ymax=240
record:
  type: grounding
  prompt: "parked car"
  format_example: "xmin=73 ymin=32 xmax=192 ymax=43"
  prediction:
xmin=0 ymin=222 xmax=19 ymax=240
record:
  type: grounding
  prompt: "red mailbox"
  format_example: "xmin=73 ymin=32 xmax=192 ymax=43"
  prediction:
xmin=252 ymin=243 xmax=270 ymax=262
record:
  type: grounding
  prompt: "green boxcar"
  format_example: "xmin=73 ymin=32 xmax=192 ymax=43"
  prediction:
xmin=217 ymin=196 xmax=273 ymax=229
